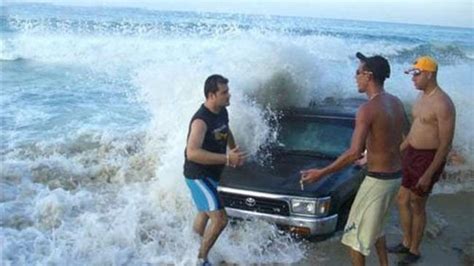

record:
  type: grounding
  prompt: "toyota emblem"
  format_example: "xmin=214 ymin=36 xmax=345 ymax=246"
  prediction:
xmin=245 ymin=197 xmax=256 ymax=207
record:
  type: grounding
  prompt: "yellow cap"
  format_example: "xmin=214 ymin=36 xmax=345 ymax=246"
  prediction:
xmin=406 ymin=56 xmax=438 ymax=74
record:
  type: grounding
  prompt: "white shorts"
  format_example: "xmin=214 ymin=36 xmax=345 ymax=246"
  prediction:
xmin=341 ymin=175 xmax=401 ymax=256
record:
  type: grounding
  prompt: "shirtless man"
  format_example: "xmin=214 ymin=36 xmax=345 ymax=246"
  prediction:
xmin=301 ymin=52 xmax=408 ymax=266
xmin=388 ymin=56 xmax=456 ymax=265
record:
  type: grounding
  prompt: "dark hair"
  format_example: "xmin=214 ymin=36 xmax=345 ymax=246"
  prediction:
xmin=356 ymin=52 xmax=390 ymax=86
xmin=204 ymin=74 xmax=229 ymax=98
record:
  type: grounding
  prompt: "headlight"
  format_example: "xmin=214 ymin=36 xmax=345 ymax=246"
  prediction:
xmin=291 ymin=197 xmax=330 ymax=216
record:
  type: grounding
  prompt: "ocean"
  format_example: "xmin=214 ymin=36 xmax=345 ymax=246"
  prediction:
xmin=1 ymin=3 xmax=473 ymax=265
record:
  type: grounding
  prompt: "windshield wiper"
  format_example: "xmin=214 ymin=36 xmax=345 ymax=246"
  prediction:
xmin=272 ymin=147 xmax=335 ymax=159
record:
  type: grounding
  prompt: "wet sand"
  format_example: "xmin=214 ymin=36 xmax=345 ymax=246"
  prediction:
xmin=301 ymin=191 xmax=474 ymax=265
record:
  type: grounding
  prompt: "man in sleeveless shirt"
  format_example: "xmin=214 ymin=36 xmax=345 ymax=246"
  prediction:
xmin=300 ymin=53 xmax=408 ymax=266
xmin=184 ymin=74 xmax=246 ymax=266
xmin=388 ymin=56 xmax=456 ymax=265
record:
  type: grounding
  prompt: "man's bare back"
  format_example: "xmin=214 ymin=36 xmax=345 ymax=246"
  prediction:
xmin=364 ymin=93 xmax=407 ymax=173
xmin=407 ymin=87 xmax=455 ymax=150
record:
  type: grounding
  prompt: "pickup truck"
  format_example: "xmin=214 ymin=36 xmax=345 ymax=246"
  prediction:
xmin=218 ymin=97 xmax=367 ymax=238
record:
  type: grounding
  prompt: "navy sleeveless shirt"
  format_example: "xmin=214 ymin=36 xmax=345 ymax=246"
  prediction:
xmin=184 ymin=104 xmax=229 ymax=180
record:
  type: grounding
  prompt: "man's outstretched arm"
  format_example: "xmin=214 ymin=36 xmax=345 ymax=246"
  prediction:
xmin=301 ymin=106 xmax=370 ymax=183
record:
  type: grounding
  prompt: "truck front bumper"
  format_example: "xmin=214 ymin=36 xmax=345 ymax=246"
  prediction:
xmin=225 ymin=207 xmax=338 ymax=236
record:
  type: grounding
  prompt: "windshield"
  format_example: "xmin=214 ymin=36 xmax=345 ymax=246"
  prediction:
xmin=277 ymin=116 xmax=354 ymax=157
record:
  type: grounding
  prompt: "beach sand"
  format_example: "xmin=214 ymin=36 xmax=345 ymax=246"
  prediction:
xmin=300 ymin=191 xmax=474 ymax=265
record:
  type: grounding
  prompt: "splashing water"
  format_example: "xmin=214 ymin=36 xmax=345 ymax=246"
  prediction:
xmin=1 ymin=3 xmax=473 ymax=265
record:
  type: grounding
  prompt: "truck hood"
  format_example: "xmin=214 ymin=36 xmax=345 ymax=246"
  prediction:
xmin=219 ymin=153 xmax=360 ymax=197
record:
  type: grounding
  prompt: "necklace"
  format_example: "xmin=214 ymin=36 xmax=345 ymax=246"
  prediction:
xmin=425 ymin=86 xmax=438 ymax=97
xmin=369 ymin=91 xmax=384 ymax=100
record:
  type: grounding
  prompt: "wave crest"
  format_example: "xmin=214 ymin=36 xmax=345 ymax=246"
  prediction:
xmin=1 ymin=131 xmax=158 ymax=189
xmin=391 ymin=43 xmax=470 ymax=64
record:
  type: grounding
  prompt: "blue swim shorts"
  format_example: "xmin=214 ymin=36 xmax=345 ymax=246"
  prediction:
xmin=185 ymin=177 xmax=223 ymax=212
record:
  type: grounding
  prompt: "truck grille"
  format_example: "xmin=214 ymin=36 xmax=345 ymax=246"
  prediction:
xmin=219 ymin=192 xmax=290 ymax=216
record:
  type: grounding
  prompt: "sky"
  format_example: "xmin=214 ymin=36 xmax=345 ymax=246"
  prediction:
xmin=4 ymin=0 xmax=474 ymax=28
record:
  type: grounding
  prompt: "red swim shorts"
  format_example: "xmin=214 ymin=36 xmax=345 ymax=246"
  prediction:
xmin=402 ymin=145 xmax=446 ymax=197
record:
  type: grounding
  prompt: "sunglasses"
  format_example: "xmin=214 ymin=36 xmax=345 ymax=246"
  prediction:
xmin=411 ymin=69 xmax=422 ymax=76
xmin=356 ymin=69 xmax=372 ymax=76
